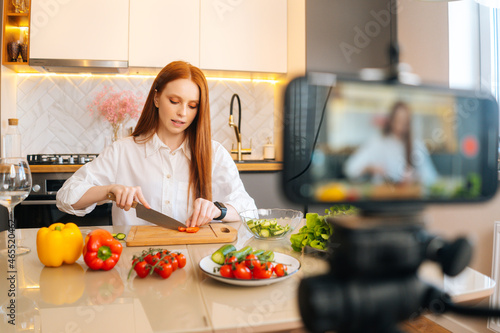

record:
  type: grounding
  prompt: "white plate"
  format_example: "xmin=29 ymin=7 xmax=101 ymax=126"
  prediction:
xmin=198 ymin=252 xmax=301 ymax=287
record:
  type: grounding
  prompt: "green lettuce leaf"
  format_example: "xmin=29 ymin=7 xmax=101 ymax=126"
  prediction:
xmin=290 ymin=205 xmax=357 ymax=252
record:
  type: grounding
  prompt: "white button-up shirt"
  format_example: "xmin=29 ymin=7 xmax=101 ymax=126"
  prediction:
xmin=56 ymin=134 xmax=257 ymax=226
xmin=344 ymin=134 xmax=438 ymax=186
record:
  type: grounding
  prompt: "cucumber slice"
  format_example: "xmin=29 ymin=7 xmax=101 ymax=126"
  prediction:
xmin=273 ymin=229 xmax=286 ymax=236
xmin=115 ymin=233 xmax=126 ymax=240
xmin=261 ymin=221 xmax=271 ymax=228
xmin=260 ymin=229 xmax=270 ymax=237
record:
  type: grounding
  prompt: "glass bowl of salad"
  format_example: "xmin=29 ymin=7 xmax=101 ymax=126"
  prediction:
xmin=240 ymin=208 xmax=304 ymax=240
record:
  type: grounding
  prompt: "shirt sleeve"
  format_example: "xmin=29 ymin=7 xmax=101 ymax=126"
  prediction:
xmin=56 ymin=143 xmax=118 ymax=216
xmin=343 ymin=138 xmax=379 ymax=179
xmin=211 ymin=142 xmax=257 ymax=214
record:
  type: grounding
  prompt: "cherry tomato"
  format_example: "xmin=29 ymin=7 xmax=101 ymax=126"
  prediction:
xmin=244 ymin=254 xmax=260 ymax=269
xmin=233 ymin=263 xmax=252 ymax=280
xmin=219 ymin=264 xmax=234 ymax=278
xmin=134 ymin=260 xmax=151 ymax=278
xmin=155 ymin=262 xmax=173 ymax=279
xmin=253 ymin=262 xmax=273 ymax=279
xmin=164 ymin=255 xmax=178 ymax=271
xmin=186 ymin=227 xmax=200 ymax=233
xmin=225 ymin=256 xmax=238 ymax=264
xmin=274 ymin=263 xmax=288 ymax=277
xmin=178 ymin=226 xmax=186 ymax=232
xmin=144 ymin=254 xmax=159 ymax=265
xmin=176 ymin=253 xmax=187 ymax=269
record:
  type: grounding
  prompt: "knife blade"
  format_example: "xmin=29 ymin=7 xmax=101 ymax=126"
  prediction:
xmin=106 ymin=193 xmax=185 ymax=230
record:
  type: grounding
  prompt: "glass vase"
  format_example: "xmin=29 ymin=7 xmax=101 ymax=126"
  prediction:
xmin=111 ymin=123 xmax=123 ymax=142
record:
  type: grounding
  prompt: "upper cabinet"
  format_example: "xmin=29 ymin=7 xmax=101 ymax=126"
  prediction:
xmin=2 ymin=0 xmax=31 ymax=71
xmin=129 ymin=0 xmax=200 ymax=68
xmin=29 ymin=0 xmax=128 ymax=61
xmin=3 ymin=0 xmax=287 ymax=74
xmin=200 ymin=0 xmax=287 ymax=73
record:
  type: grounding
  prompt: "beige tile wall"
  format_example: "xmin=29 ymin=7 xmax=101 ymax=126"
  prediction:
xmin=16 ymin=75 xmax=275 ymax=159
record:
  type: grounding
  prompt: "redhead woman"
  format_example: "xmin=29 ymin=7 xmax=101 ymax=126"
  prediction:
xmin=56 ymin=61 xmax=256 ymax=227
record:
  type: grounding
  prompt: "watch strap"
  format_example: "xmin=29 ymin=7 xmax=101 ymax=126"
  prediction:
xmin=213 ymin=202 xmax=227 ymax=220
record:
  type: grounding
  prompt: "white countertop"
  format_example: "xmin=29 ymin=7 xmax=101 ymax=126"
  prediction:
xmin=0 ymin=222 xmax=495 ymax=332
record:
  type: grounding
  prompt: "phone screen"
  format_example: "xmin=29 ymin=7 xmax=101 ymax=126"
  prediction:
xmin=283 ymin=75 xmax=499 ymax=206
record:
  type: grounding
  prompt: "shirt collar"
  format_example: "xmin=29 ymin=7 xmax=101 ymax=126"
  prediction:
xmin=145 ymin=133 xmax=191 ymax=160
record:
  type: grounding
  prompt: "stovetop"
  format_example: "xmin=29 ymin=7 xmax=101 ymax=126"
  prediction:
xmin=27 ymin=154 xmax=98 ymax=165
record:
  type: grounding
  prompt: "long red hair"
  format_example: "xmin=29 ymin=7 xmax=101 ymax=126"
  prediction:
xmin=132 ymin=61 xmax=212 ymax=202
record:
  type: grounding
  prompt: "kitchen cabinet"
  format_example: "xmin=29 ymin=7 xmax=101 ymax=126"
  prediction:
xmin=2 ymin=0 xmax=33 ymax=72
xmin=29 ymin=0 xmax=128 ymax=62
xmin=129 ymin=0 xmax=200 ymax=68
xmin=200 ymin=0 xmax=287 ymax=73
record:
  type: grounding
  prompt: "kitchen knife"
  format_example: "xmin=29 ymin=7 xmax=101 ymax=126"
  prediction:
xmin=106 ymin=193 xmax=186 ymax=230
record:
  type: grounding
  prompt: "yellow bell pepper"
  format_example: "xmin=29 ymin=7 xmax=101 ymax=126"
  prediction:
xmin=36 ymin=222 xmax=83 ymax=267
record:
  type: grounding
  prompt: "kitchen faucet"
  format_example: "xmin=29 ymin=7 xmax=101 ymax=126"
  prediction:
xmin=229 ymin=93 xmax=251 ymax=161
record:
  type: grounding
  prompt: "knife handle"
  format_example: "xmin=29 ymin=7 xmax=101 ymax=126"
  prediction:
xmin=106 ymin=192 xmax=139 ymax=208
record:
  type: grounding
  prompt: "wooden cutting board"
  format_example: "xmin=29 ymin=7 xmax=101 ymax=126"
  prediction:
xmin=125 ymin=224 xmax=238 ymax=246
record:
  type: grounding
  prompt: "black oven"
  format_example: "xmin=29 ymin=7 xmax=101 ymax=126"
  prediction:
xmin=0 ymin=154 xmax=112 ymax=231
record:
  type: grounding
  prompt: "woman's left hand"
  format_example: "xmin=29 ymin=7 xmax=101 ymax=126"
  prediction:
xmin=185 ymin=198 xmax=220 ymax=227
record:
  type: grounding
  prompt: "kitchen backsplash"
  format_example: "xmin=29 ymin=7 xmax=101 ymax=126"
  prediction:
xmin=16 ymin=75 xmax=275 ymax=160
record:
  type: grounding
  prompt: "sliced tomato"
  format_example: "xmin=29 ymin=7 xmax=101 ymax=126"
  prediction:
xmin=186 ymin=227 xmax=200 ymax=233
xmin=178 ymin=226 xmax=187 ymax=232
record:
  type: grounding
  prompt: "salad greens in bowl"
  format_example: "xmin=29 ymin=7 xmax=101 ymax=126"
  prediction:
xmin=240 ymin=208 xmax=303 ymax=240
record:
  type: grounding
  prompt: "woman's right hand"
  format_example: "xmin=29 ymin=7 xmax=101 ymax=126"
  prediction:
xmin=108 ymin=185 xmax=151 ymax=211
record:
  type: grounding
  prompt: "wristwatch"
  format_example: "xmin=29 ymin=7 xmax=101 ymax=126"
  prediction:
xmin=213 ymin=202 xmax=227 ymax=220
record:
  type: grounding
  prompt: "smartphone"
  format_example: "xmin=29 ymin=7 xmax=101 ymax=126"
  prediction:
xmin=282 ymin=74 xmax=499 ymax=212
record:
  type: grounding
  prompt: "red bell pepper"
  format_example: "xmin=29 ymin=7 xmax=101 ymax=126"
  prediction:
xmin=83 ymin=229 xmax=123 ymax=271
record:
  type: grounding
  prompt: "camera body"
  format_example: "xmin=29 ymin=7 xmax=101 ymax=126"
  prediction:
xmin=283 ymin=73 xmax=499 ymax=332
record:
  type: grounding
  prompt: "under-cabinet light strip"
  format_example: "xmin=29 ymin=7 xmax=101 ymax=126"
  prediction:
xmin=16 ymin=72 xmax=279 ymax=84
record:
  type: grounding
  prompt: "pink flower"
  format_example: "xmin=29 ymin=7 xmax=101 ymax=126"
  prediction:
xmin=88 ymin=86 xmax=143 ymax=125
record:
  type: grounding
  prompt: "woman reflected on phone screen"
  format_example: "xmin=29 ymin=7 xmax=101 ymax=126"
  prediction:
xmin=344 ymin=101 xmax=438 ymax=187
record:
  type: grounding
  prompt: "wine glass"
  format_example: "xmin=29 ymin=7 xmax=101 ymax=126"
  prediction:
xmin=0 ymin=158 xmax=32 ymax=255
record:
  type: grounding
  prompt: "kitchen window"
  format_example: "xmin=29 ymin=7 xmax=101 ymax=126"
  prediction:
xmin=489 ymin=8 xmax=500 ymax=102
